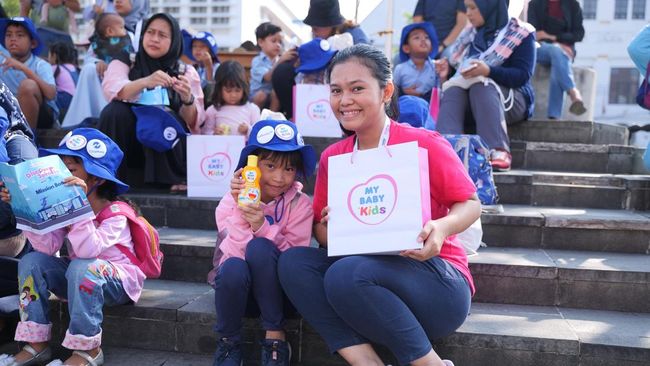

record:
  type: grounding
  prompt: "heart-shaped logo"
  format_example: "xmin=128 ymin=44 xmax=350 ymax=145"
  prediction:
xmin=347 ymin=174 xmax=398 ymax=226
xmin=200 ymin=152 xmax=231 ymax=182
xmin=307 ymin=99 xmax=332 ymax=121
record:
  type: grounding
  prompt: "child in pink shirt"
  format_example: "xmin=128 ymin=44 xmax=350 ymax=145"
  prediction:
xmin=208 ymin=119 xmax=315 ymax=366
xmin=201 ymin=60 xmax=260 ymax=138
xmin=0 ymin=128 xmax=145 ymax=366
xmin=48 ymin=42 xmax=78 ymax=123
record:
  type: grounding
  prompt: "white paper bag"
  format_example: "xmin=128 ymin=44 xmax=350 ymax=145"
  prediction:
xmin=187 ymin=135 xmax=245 ymax=198
xmin=293 ymin=84 xmax=342 ymax=138
xmin=327 ymin=141 xmax=431 ymax=256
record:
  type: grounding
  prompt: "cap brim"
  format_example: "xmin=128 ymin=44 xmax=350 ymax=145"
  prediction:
xmin=236 ymin=144 xmax=317 ymax=177
xmin=39 ymin=148 xmax=130 ymax=195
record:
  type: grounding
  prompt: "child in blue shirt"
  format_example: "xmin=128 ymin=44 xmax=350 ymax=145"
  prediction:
xmin=0 ymin=17 xmax=58 ymax=130
xmin=249 ymin=22 xmax=297 ymax=110
xmin=393 ymin=22 xmax=439 ymax=102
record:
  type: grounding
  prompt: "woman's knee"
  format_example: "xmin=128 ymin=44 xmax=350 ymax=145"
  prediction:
xmin=323 ymin=256 xmax=370 ymax=300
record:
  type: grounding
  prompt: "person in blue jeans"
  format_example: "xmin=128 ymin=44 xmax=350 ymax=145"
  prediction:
xmin=528 ymin=0 xmax=586 ymax=119
xmin=279 ymin=44 xmax=481 ymax=366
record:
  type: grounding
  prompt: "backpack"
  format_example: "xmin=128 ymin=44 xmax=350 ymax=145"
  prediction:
xmin=444 ymin=134 xmax=499 ymax=205
xmin=96 ymin=201 xmax=163 ymax=278
xmin=636 ymin=62 xmax=650 ymax=110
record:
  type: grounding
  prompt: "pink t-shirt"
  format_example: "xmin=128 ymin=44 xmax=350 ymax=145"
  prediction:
xmin=201 ymin=102 xmax=261 ymax=137
xmin=52 ymin=64 xmax=76 ymax=95
xmin=313 ymin=121 xmax=477 ymax=294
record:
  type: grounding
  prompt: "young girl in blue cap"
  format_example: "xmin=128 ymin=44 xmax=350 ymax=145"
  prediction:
xmin=0 ymin=128 xmax=145 ymax=366
xmin=208 ymin=119 xmax=316 ymax=366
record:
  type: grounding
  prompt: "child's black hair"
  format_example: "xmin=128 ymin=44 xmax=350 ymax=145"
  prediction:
xmin=50 ymin=42 xmax=78 ymax=80
xmin=250 ymin=148 xmax=306 ymax=180
xmin=255 ymin=22 xmax=281 ymax=41
xmin=211 ymin=60 xmax=249 ymax=109
xmin=94 ymin=12 xmax=122 ymax=38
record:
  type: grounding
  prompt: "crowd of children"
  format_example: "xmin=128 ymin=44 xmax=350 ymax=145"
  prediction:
xmin=0 ymin=0 xmax=635 ymax=365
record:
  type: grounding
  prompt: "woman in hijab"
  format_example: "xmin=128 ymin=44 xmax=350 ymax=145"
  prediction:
xmin=98 ymin=13 xmax=204 ymax=192
xmin=435 ymin=0 xmax=536 ymax=172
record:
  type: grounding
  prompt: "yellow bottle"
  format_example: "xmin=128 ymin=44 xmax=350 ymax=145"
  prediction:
xmin=238 ymin=155 xmax=261 ymax=207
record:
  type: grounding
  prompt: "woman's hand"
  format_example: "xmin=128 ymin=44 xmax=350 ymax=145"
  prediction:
xmin=172 ymin=74 xmax=193 ymax=105
xmin=230 ymin=168 xmax=244 ymax=202
xmin=238 ymin=203 xmax=265 ymax=232
xmin=460 ymin=60 xmax=490 ymax=79
xmin=400 ymin=219 xmax=449 ymax=261
xmin=434 ymin=59 xmax=450 ymax=81
xmin=214 ymin=124 xmax=226 ymax=135
xmin=402 ymin=85 xmax=421 ymax=96
xmin=63 ymin=176 xmax=88 ymax=194
xmin=536 ymin=30 xmax=557 ymax=42
xmin=145 ymin=70 xmax=174 ymax=89
xmin=319 ymin=206 xmax=330 ymax=226
xmin=0 ymin=182 xmax=11 ymax=203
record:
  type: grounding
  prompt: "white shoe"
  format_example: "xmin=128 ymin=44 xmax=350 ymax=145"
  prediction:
xmin=442 ymin=360 xmax=455 ymax=366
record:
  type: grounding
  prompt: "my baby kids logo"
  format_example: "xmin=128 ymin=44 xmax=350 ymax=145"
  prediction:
xmin=200 ymin=152 xmax=232 ymax=182
xmin=307 ymin=99 xmax=332 ymax=121
xmin=347 ymin=174 xmax=398 ymax=225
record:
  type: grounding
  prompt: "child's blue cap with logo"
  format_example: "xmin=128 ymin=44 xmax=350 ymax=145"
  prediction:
xmin=0 ymin=17 xmax=44 ymax=55
xmin=399 ymin=22 xmax=439 ymax=63
xmin=296 ymin=38 xmax=336 ymax=73
xmin=132 ymin=105 xmax=189 ymax=153
xmin=190 ymin=31 xmax=219 ymax=63
xmin=39 ymin=128 xmax=129 ymax=194
xmin=237 ymin=120 xmax=317 ymax=177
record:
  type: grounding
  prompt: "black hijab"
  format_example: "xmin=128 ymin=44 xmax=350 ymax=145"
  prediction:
xmin=471 ymin=0 xmax=509 ymax=53
xmin=129 ymin=13 xmax=185 ymax=111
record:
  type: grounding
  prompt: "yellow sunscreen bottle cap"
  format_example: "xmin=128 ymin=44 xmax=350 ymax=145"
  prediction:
xmin=247 ymin=155 xmax=258 ymax=167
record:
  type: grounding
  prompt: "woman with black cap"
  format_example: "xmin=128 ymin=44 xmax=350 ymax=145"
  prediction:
xmin=271 ymin=0 xmax=368 ymax=119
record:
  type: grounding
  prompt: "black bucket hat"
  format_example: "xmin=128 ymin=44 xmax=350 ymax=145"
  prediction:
xmin=303 ymin=0 xmax=345 ymax=27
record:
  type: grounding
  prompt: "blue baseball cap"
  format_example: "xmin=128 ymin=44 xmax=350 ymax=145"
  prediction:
xmin=398 ymin=95 xmax=434 ymax=129
xmin=132 ymin=105 xmax=189 ymax=153
xmin=237 ymin=120 xmax=317 ymax=178
xmin=0 ymin=17 xmax=44 ymax=56
xmin=39 ymin=128 xmax=129 ymax=195
xmin=190 ymin=31 xmax=219 ymax=63
xmin=399 ymin=22 xmax=438 ymax=63
xmin=296 ymin=38 xmax=336 ymax=73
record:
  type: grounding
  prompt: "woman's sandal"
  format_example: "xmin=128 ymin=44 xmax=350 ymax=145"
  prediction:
xmin=169 ymin=184 xmax=188 ymax=195
xmin=569 ymin=100 xmax=587 ymax=115
xmin=0 ymin=344 xmax=52 ymax=366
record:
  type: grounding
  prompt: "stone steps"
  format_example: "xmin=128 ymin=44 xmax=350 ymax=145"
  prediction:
xmin=131 ymin=195 xmax=650 ymax=254
xmin=510 ymin=141 xmax=646 ymax=174
xmin=42 ymin=280 xmax=650 ymax=365
xmin=508 ymin=120 xmax=628 ymax=145
xmin=481 ymin=205 xmax=650 ymax=254
xmin=153 ymin=228 xmax=650 ymax=313
xmin=494 ymin=170 xmax=650 ymax=210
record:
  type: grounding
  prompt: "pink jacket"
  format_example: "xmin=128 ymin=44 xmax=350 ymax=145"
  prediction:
xmin=25 ymin=215 xmax=146 ymax=302
xmin=208 ymin=182 xmax=313 ymax=285
xmin=102 ymin=60 xmax=205 ymax=134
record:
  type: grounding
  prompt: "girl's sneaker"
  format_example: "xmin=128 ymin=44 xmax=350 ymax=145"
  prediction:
xmin=260 ymin=339 xmax=291 ymax=366
xmin=213 ymin=338 xmax=243 ymax=366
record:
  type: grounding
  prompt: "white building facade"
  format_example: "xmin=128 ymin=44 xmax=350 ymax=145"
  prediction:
xmin=575 ymin=0 xmax=650 ymax=123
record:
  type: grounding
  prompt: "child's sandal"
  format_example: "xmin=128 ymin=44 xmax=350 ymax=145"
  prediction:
xmin=0 ymin=344 xmax=52 ymax=366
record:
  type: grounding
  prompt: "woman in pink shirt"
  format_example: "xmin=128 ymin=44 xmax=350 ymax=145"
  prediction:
xmin=278 ymin=44 xmax=481 ymax=366
xmin=0 ymin=128 xmax=144 ymax=366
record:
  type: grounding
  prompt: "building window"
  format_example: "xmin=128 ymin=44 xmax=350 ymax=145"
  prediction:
xmin=150 ymin=7 xmax=158 ymax=13
xmin=212 ymin=6 xmax=230 ymax=13
xmin=614 ymin=0 xmax=628 ymax=19
xmin=212 ymin=17 xmax=230 ymax=24
xmin=191 ymin=17 xmax=207 ymax=24
xmin=609 ymin=68 xmax=640 ymax=104
xmin=632 ymin=0 xmax=646 ymax=19
xmin=163 ymin=7 xmax=179 ymax=13
xmin=190 ymin=6 xmax=207 ymax=12
xmin=582 ymin=0 xmax=597 ymax=19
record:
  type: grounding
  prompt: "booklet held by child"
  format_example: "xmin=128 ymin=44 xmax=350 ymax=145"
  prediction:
xmin=0 ymin=155 xmax=94 ymax=234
